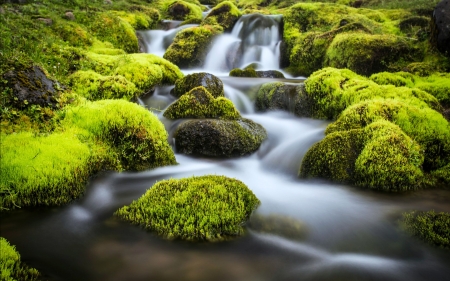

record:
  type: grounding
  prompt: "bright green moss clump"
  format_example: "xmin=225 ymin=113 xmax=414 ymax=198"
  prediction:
xmin=400 ymin=210 xmax=450 ymax=249
xmin=0 ymin=237 xmax=41 ymax=281
xmin=164 ymin=86 xmax=240 ymax=120
xmin=115 ymin=175 xmax=260 ymax=241
xmin=201 ymin=1 xmax=242 ymax=31
xmin=163 ymin=0 xmax=204 ymax=21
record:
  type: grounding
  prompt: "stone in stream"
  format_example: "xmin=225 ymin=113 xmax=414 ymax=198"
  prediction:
xmin=171 ymin=72 xmax=224 ymax=98
xmin=431 ymin=0 xmax=450 ymax=57
xmin=201 ymin=1 xmax=242 ymax=31
xmin=229 ymin=68 xmax=285 ymax=78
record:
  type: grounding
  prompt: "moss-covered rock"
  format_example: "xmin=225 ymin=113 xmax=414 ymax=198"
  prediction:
xmin=163 ymin=25 xmax=223 ymax=68
xmin=164 ymin=0 xmax=204 ymax=21
xmin=256 ymin=82 xmax=306 ymax=115
xmin=201 ymin=1 xmax=242 ymax=31
xmin=247 ymin=213 xmax=308 ymax=241
xmin=175 ymin=118 xmax=267 ymax=157
xmin=164 ymin=86 xmax=239 ymax=120
xmin=325 ymin=33 xmax=421 ymax=76
xmin=229 ymin=68 xmax=285 ymax=78
xmin=172 ymin=72 xmax=224 ymax=98
xmin=115 ymin=175 xmax=260 ymax=241
xmin=300 ymin=120 xmax=426 ymax=192
xmin=0 ymin=237 xmax=41 ymax=281
xmin=400 ymin=210 xmax=450 ymax=249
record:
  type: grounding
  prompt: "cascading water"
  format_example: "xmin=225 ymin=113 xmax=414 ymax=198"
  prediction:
xmin=1 ymin=13 xmax=450 ymax=281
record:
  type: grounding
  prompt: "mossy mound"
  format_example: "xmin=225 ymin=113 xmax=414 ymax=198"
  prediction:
xmin=164 ymin=0 xmax=204 ymax=21
xmin=163 ymin=25 xmax=223 ymax=68
xmin=0 ymin=237 xmax=42 ymax=281
xmin=300 ymin=120 xmax=426 ymax=192
xmin=201 ymin=1 xmax=242 ymax=31
xmin=70 ymin=53 xmax=183 ymax=99
xmin=115 ymin=175 xmax=260 ymax=241
xmin=175 ymin=118 xmax=267 ymax=157
xmin=247 ymin=213 xmax=308 ymax=241
xmin=256 ymin=82 xmax=306 ymax=115
xmin=229 ymin=68 xmax=285 ymax=78
xmin=59 ymin=100 xmax=176 ymax=171
xmin=172 ymin=72 xmax=224 ymax=98
xmin=164 ymin=86 xmax=240 ymax=120
xmin=400 ymin=210 xmax=450 ymax=249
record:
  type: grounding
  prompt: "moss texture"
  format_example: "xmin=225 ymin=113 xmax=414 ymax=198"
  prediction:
xmin=201 ymin=1 xmax=242 ymax=31
xmin=0 ymin=237 xmax=42 ymax=281
xmin=400 ymin=210 xmax=450 ymax=249
xmin=163 ymin=25 xmax=223 ymax=68
xmin=115 ymin=175 xmax=260 ymax=241
xmin=172 ymin=72 xmax=224 ymax=98
xmin=175 ymin=118 xmax=267 ymax=157
xmin=229 ymin=68 xmax=258 ymax=78
xmin=256 ymin=82 xmax=304 ymax=114
xmin=163 ymin=0 xmax=204 ymax=21
xmin=164 ymin=86 xmax=240 ymax=120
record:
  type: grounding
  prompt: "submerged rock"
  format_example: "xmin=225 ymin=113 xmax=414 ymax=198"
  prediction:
xmin=115 ymin=175 xmax=260 ymax=241
xmin=172 ymin=72 xmax=224 ymax=98
xmin=3 ymin=65 xmax=61 ymax=109
xmin=247 ymin=213 xmax=308 ymax=241
xmin=431 ymin=0 xmax=450 ymax=57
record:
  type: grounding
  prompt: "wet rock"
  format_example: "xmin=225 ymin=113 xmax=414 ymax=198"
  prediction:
xmin=256 ymin=70 xmax=285 ymax=78
xmin=247 ymin=214 xmax=308 ymax=241
xmin=174 ymin=118 xmax=267 ymax=157
xmin=37 ymin=18 xmax=53 ymax=25
xmin=351 ymin=0 xmax=363 ymax=8
xmin=167 ymin=1 xmax=191 ymax=21
xmin=64 ymin=11 xmax=75 ymax=21
xmin=226 ymin=41 xmax=242 ymax=70
xmin=256 ymin=82 xmax=303 ymax=114
xmin=3 ymin=65 xmax=61 ymax=109
xmin=431 ymin=0 xmax=450 ymax=57
xmin=201 ymin=1 xmax=241 ymax=31
xmin=172 ymin=72 xmax=224 ymax=98
xmin=229 ymin=68 xmax=285 ymax=78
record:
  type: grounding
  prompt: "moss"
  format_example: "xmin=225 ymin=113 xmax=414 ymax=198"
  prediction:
xmin=300 ymin=120 xmax=426 ymax=192
xmin=175 ymin=118 xmax=267 ymax=157
xmin=163 ymin=0 xmax=204 ymax=21
xmin=163 ymin=25 xmax=223 ymax=68
xmin=431 ymin=163 xmax=450 ymax=186
xmin=326 ymin=99 xmax=450 ymax=171
xmin=201 ymin=1 xmax=242 ymax=31
xmin=164 ymin=86 xmax=240 ymax=120
xmin=172 ymin=72 xmax=224 ymax=98
xmin=115 ymin=175 xmax=260 ymax=241
xmin=400 ymin=210 xmax=450 ymax=249
xmin=0 ymin=237 xmax=41 ymax=281
xmin=369 ymin=71 xmax=415 ymax=87
xmin=229 ymin=68 xmax=258 ymax=78
xmin=256 ymin=82 xmax=304 ymax=114
xmin=247 ymin=213 xmax=308 ymax=241
xmin=325 ymin=33 xmax=422 ymax=76
xmin=59 ymin=100 xmax=176 ymax=171
xmin=111 ymin=9 xmax=160 ymax=30
xmin=69 ymin=70 xmax=138 ymax=101
xmin=52 ymin=19 xmax=93 ymax=47
xmin=0 ymin=130 xmax=94 ymax=210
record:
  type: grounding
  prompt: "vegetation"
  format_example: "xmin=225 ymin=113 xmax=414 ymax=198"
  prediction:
xmin=115 ymin=175 xmax=260 ymax=241
xmin=0 ymin=237 xmax=41 ymax=281
xmin=400 ymin=210 xmax=450 ymax=249
xmin=172 ymin=72 xmax=224 ymax=98
xmin=201 ymin=1 xmax=242 ymax=31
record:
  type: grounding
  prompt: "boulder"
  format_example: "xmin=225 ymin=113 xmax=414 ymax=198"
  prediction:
xmin=256 ymin=82 xmax=303 ymax=114
xmin=431 ymin=0 xmax=450 ymax=57
xmin=172 ymin=72 xmax=224 ymax=98
xmin=201 ymin=1 xmax=241 ymax=31
xmin=3 ymin=65 xmax=61 ymax=109
xmin=64 ymin=11 xmax=75 ymax=21
xmin=229 ymin=68 xmax=285 ymax=78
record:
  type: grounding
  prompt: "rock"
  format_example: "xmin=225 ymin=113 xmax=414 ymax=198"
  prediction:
xmin=37 ymin=18 xmax=53 ymax=25
xmin=256 ymin=70 xmax=285 ymax=78
xmin=172 ymin=72 xmax=224 ymax=98
xmin=64 ymin=11 xmax=75 ymax=21
xmin=104 ymin=0 xmax=112 ymax=4
xmin=174 ymin=118 xmax=267 ymax=157
xmin=0 ymin=7 xmax=5 ymax=14
xmin=229 ymin=68 xmax=285 ymax=78
xmin=351 ymin=0 xmax=363 ymax=8
xmin=167 ymin=1 xmax=191 ymax=21
xmin=3 ymin=65 xmax=61 ymax=109
xmin=431 ymin=0 xmax=450 ymax=57
xmin=256 ymin=82 xmax=304 ymax=114
xmin=201 ymin=1 xmax=241 ymax=31
xmin=247 ymin=214 xmax=308 ymax=241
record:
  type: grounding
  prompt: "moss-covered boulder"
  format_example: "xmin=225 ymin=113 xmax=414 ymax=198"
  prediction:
xmin=175 ymin=118 xmax=267 ymax=157
xmin=164 ymin=0 xmax=204 ymax=21
xmin=164 ymin=86 xmax=239 ymax=119
xmin=247 ymin=213 xmax=308 ymax=241
xmin=400 ymin=210 xmax=450 ymax=249
xmin=201 ymin=1 xmax=241 ymax=31
xmin=115 ymin=175 xmax=260 ymax=241
xmin=172 ymin=72 xmax=224 ymax=98
xmin=256 ymin=82 xmax=307 ymax=115
xmin=229 ymin=68 xmax=285 ymax=78
xmin=300 ymin=120 xmax=426 ymax=192
xmin=0 ymin=237 xmax=41 ymax=281
xmin=163 ymin=25 xmax=223 ymax=68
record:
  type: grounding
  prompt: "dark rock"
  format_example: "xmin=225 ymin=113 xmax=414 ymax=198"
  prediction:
xmin=37 ymin=18 xmax=53 ymax=25
xmin=399 ymin=16 xmax=430 ymax=31
xmin=443 ymin=108 xmax=450 ymax=122
xmin=201 ymin=1 xmax=240 ymax=31
xmin=64 ymin=11 xmax=75 ymax=21
xmin=3 ymin=65 xmax=61 ymax=109
xmin=172 ymin=72 xmax=224 ymax=98
xmin=247 ymin=214 xmax=308 ymax=241
xmin=256 ymin=70 xmax=285 ymax=78
xmin=229 ymin=68 xmax=285 ymax=78
xmin=174 ymin=118 xmax=267 ymax=157
xmin=168 ymin=1 xmax=191 ymax=21
xmin=431 ymin=0 xmax=450 ymax=57
xmin=351 ymin=0 xmax=363 ymax=8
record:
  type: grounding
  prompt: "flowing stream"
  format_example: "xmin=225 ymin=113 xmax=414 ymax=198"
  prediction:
xmin=2 ymin=14 xmax=450 ymax=281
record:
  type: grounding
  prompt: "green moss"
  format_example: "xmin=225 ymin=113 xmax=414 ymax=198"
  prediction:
xmin=163 ymin=0 xmax=204 ymax=21
xmin=0 ymin=237 xmax=41 ymax=281
xmin=256 ymin=82 xmax=304 ymax=114
xmin=172 ymin=72 xmax=224 ymax=98
xmin=202 ymin=1 xmax=242 ymax=31
xmin=0 ymin=130 xmax=94 ymax=210
xmin=115 ymin=175 xmax=260 ymax=241
xmin=52 ymin=20 xmax=93 ymax=47
xmin=175 ymin=118 xmax=267 ymax=157
xmin=163 ymin=25 xmax=223 ymax=68
xmin=400 ymin=210 xmax=450 ymax=249
xmin=369 ymin=71 xmax=415 ymax=87
xmin=229 ymin=68 xmax=258 ymax=78
xmin=59 ymin=100 xmax=176 ymax=171
xmin=431 ymin=163 xmax=450 ymax=186
xmin=325 ymin=33 xmax=421 ymax=76
xmin=111 ymin=9 xmax=160 ymax=30
xmin=300 ymin=120 xmax=426 ymax=191
xmin=164 ymin=86 xmax=240 ymax=120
